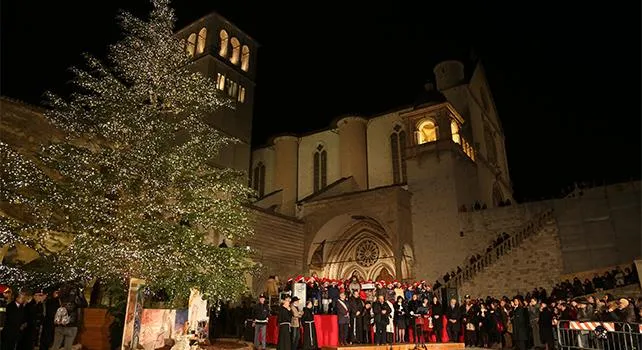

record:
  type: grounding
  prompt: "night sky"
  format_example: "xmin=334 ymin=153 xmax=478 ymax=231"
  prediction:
xmin=2 ymin=1 xmax=640 ymax=202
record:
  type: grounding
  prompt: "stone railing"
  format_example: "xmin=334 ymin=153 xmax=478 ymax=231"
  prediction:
xmin=439 ymin=209 xmax=555 ymax=292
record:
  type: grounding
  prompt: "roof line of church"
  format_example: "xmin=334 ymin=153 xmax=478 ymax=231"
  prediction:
xmin=252 ymin=101 xmax=451 ymax=150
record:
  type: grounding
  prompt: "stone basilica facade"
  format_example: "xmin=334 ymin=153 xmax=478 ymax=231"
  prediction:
xmin=4 ymin=12 xmax=639 ymax=298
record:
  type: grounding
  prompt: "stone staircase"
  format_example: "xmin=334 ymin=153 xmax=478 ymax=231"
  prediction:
xmin=437 ymin=209 xmax=557 ymax=295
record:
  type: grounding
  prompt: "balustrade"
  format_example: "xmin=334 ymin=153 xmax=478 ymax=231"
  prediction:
xmin=439 ymin=209 xmax=554 ymax=292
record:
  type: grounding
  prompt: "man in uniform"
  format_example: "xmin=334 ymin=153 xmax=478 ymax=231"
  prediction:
xmin=253 ymin=294 xmax=270 ymax=350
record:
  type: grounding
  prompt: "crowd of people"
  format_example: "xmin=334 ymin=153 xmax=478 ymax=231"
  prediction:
xmin=0 ymin=284 xmax=87 ymax=350
xmin=246 ymin=265 xmax=641 ymax=350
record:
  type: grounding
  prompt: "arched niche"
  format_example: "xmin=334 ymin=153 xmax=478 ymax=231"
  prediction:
xmin=306 ymin=213 xmax=396 ymax=280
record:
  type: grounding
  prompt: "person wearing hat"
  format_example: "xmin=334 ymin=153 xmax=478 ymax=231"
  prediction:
xmin=277 ymin=295 xmax=292 ymax=350
xmin=253 ymin=294 xmax=270 ymax=350
xmin=511 ymin=295 xmax=529 ymax=350
xmin=290 ymin=296 xmax=303 ymax=349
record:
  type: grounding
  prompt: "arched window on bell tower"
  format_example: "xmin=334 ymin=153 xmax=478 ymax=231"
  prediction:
xmin=390 ymin=124 xmax=407 ymax=184
xmin=186 ymin=33 xmax=196 ymax=58
xmin=450 ymin=120 xmax=461 ymax=144
xmin=218 ymin=30 xmax=229 ymax=57
xmin=313 ymin=144 xmax=327 ymax=192
xmin=252 ymin=162 xmax=265 ymax=197
xmin=417 ymin=118 xmax=438 ymax=144
xmin=196 ymin=27 xmax=207 ymax=54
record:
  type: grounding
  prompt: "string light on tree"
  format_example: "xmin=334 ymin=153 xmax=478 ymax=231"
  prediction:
xmin=1 ymin=0 xmax=256 ymax=302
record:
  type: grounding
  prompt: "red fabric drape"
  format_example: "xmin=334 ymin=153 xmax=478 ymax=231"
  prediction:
xmin=267 ymin=314 xmax=463 ymax=345
xmin=314 ymin=315 xmax=338 ymax=347
xmin=267 ymin=315 xmax=339 ymax=347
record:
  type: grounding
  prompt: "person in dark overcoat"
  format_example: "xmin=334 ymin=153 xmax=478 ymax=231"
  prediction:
xmin=538 ymin=300 xmax=555 ymax=350
xmin=430 ymin=296 xmax=443 ymax=343
xmin=348 ymin=290 xmax=364 ymax=344
xmin=372 ymin=295 xmax=391 ymax=345
xmin=511 ymin=295 xmax=530 ymax=350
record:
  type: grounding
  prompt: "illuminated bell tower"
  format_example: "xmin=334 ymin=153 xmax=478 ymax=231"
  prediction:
xmin=175 ymin=12 xmax=258 ymax=173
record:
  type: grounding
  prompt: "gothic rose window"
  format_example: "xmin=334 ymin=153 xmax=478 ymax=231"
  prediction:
xmin=355 ymin=239 xmax=380 ymax=267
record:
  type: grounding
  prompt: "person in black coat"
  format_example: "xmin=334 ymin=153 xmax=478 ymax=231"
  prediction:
xmin=347 ymin=291 xmax=364 ymax=344
xmin=372 ymin=295 xmax=392 ymax=345
xmin=39 ymin=289 xmax=60 ymax=350
xmin=1 ymin=291 xmax=26 ymax=350
xmin=511 ymin=295 xmax=530 ymax=350
xmin=394 ymin=296 xmax=408 ymax=343
xmin=362 ymin=302 xmax=373 ymax=344
xmin=430 ymin=296 xmax=443 ymax=343
xmin=302 ymin=301 xmax=318 ymax=350
xmin=18 ymin=291 xmax=45 ymax=350
xmin=538 ymin=301 xmax=555 ymax=350
xmin=445 ymin=298 xmax=462 ymax=342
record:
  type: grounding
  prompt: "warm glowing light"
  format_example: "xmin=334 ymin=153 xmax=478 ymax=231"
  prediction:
xmin=450 ymin=120 xmax=461 ymax=144
xmin=196 ymin=27 xmax=207 ymax=54
xmin=417 ymin=119 xmax=438 ymax=144
xmin=2 ymin=0 xmax=255 ymax=302
xmin=219 ymin=30 xmax=229 ymax=57
xmin=238 ymin=86 xmax=246 ymax=103
xmin=217 ymin=73 xmax=226 ymax=90
xmin=230 ymin=37 xmax=240 ymax=65
xmin=241 ymin=45 xmax=250 ymax=71
xmin=186 ymin=33 xmax=196 ymax=57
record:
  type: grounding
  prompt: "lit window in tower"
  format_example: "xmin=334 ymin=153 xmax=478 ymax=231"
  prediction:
xmin=238 ymin=87 xmax=246 ymax=103
xmin=186 ymin=33 xmax=196 ymax=57
xmin=241 ymin=45 xmax=250 ymax=71
xmin=216 ymin=73 xmax=226 ymax=90
xmin=196 ymin=27 xmax=207 ymax=54
xmin=451 ymin=120 xmax=461 ymax=144
xmin=219 ymin=30 xmax=229 ymax=57
xmin=230 ymin=37 xmax=241 ymax=65
xmin=417 ymin=119 xmax=438 ymax=144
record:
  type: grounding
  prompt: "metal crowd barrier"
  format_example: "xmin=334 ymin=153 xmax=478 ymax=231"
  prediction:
xmin=556 ymin=321 xmax=642 ymax=350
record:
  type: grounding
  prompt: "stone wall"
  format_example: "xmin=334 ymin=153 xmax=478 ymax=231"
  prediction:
xmin=248 ymin=207 xmax=305 ymax=295
xmin=552 ymin=181 xmax=641 ymax=274
xmin=458 ymin=217 xmax=562 ymax=298
xmin=407 ymin=149 xmax=462 ymax=281
xmin=455 ymin=201 xmax=552 ymax=268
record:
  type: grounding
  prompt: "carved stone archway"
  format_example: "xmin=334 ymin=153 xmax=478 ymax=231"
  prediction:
xmin=312 ymin=217 xmax=396 ymax=280
xmin=375 ymin=267 xmax=394 ymax=282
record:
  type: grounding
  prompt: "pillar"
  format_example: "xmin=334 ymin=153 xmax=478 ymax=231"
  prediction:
xmin=272 ymin=135 xmax=298 ymax=216
xmin=337 ymin=116 xmax=368 ymax=190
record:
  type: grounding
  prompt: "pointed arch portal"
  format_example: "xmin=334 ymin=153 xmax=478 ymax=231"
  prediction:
xmin=307 ymin=214 xmax=413 ymax=281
